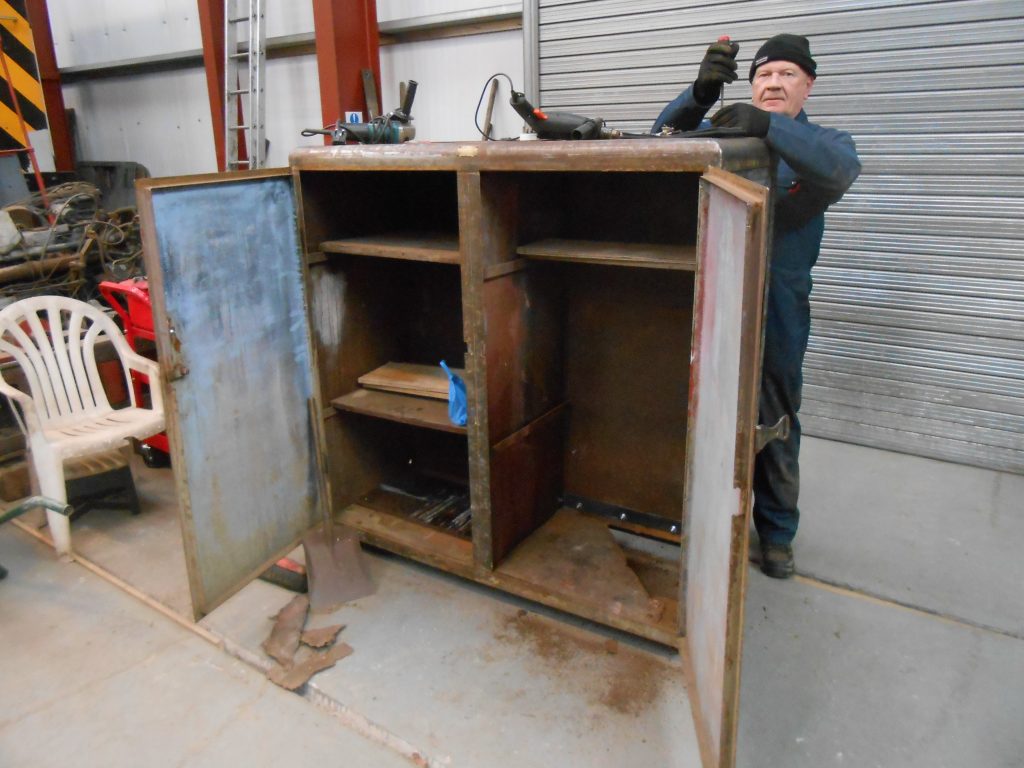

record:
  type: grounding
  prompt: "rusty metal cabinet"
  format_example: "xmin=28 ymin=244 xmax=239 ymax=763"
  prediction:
xmin=138 ymin=139 xmax=772 ymax=768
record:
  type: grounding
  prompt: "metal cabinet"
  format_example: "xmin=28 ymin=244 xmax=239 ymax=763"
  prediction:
xmin=138 ymin=139 xmax=771 ymax=768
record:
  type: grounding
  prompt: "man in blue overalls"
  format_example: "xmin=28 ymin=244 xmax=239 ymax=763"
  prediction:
xmin=653 ymin=35 xmax=861 ymax=578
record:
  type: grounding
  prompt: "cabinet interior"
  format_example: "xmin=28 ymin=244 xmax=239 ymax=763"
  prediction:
xmin=489 ymin=260 xmax=693 ymax=536
xmin=300 ymin=170 xmax=461 ymax=262
xmin=298 ymin=167 xmax=705 ymax=642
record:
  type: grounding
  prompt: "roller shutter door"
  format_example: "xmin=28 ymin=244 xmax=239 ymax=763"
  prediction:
xmin=535 ymin=0 xmax=1024 ymax=473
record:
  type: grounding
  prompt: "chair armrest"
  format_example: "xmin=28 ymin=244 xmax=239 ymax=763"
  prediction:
xmin=123 ymin=351 xmax=164 ymax=412
xmin=0 ymin=380 xmax=41 ymax=433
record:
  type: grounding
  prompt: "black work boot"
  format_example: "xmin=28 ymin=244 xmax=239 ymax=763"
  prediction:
xmin=760 ymin=542 xmax=795 ymax=579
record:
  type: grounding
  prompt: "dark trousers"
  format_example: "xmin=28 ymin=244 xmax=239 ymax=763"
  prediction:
xmin=753 ymin=269 xmax=811 ymax=547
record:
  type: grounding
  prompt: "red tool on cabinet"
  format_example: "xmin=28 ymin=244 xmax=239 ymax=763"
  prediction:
xmin=98 ymin=278 xmax=171 ymax=467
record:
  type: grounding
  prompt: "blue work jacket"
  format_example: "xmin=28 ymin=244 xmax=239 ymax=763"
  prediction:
xmin=652 ymin=85 xmax=861 ymax=303
xmin=653 ymin=86 xmax=861 ymax=387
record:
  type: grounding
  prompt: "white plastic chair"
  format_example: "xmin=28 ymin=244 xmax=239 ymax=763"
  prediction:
xmin=0 ymin=296 xmax=165 ymax=558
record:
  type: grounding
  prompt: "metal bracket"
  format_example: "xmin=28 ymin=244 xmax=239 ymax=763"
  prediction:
xmin=167 ymin=362 xmax=190 ymax=382
xmin=561 ymin=494 xmax=681 ymax=536
xmin=165 ymin=319 xmax=189 ymax=382
xmin=755 ymin=415 xmax=790 ymax=452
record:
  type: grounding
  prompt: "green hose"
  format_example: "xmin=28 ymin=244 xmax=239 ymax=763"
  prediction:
xmin=0 ymin=496 xmax=72 ymax=526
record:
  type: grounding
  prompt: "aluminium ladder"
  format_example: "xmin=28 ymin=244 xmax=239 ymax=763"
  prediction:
xmin=224 ymin=0 xmax=266 ymax=169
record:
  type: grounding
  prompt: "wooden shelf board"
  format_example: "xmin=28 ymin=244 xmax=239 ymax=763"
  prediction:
xmin=517 ymin=238 xmax=696 ymax=271
xmin=320 ymin=232 xmax=460 ymax=264
xmin=331 ymin=388 xmax=466 ymax=434
xmin=358 ymin=362 xmax=461 ymax=402
xmin=338 ymin=504 xmax=474 ymax=571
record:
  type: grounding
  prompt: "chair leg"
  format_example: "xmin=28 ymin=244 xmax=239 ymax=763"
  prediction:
xmin=33 ymin=451 xmax=72 ymax=560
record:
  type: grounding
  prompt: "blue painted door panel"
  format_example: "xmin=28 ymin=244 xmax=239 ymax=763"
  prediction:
xmin=144 ymin=173 xmax=317 ymax=617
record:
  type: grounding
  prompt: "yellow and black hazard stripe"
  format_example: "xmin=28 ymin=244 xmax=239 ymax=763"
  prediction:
xmin=0 ymin=0 xmax=47 ymax=153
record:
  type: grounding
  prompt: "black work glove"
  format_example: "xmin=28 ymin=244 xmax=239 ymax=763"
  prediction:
xmin=710 ymin=103 xmax=771 ymax=137
xmin=693 ymin=40 xmax=740 ymax=104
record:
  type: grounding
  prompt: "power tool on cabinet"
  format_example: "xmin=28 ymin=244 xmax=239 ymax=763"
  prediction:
xmin=302 ymin=80 xmax=418 ymax=145
xmin=509 ymin=89 xmax=620 ymax=140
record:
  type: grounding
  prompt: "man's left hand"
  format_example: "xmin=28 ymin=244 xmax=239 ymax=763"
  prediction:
xmin=710 ymin=103 xmax=770 ymax=137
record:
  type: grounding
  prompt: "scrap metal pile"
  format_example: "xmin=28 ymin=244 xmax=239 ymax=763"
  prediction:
xmin=0 ymin=182 xmax=144 ymax=306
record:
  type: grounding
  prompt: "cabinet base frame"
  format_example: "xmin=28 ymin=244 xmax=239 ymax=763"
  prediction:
xmin=337 ymin=503 xmax=682 ymax=647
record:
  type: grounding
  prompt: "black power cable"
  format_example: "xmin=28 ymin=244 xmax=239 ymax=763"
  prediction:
xmin=473 ymin=73 xmax=519 ymax=141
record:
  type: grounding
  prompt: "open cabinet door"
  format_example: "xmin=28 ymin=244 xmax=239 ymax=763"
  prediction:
xmin=137 ymin=171 xmax=319 ymax=619
xmin=684 ymin=166 xmax=769 ymax=768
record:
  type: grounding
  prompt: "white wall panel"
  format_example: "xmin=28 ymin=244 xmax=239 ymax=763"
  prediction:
xmin=62 ymin=67 xmax=215 ymax=178
xmin=62 ymin=67 xmax=215 ymax=177
xmin=264 ymin=1 xmax=314 ymax=37
xmin=48 ymin=0 xmax=315 ymax=68
xmin=264 ymin=55 xmax=325 ymax=165
xmin=48 ymin=0 xmax=201 ymax=68
xmin=62 ymin=53 xmax=326 ymax=176
xmin=380 ymin=30 xmax=523 ymax=141
xmin=377 ymin=0 xmax=519 ymax=23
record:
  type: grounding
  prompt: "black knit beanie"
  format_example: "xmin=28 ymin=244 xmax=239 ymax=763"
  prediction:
xmin=748 ymin=34 xmax=817 ymax=81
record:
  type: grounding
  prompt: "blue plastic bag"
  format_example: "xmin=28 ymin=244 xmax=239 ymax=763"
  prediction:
xmin=439 ymin=360 xmax=467 ymax=426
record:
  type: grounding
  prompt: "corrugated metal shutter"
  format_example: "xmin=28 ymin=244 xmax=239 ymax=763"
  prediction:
xmin=534 ymin=0 xmax=1024 ymax=473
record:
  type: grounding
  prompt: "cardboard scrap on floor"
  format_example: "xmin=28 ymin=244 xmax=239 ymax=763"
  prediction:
xmin=262 ymin=594 xmax=308 ymax=666
xmin=302 ymin=623 xmax=345 ymax=648
xmin=269 ymin=642 xmax=354 ymax=691
xmin=263 ymin=594 xmax=352 ymax=690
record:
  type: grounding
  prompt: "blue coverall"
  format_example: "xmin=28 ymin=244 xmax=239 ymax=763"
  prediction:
xmin=653 ymin=86 xmax=861 ymax=546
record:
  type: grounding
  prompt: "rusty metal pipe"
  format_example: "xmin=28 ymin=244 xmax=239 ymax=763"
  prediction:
xmin=0 ymin=253 xmax=82 ymax=284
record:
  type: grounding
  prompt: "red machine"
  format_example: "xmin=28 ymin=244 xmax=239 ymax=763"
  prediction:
xmin=98 ymin=278 xmax=170 ymax=466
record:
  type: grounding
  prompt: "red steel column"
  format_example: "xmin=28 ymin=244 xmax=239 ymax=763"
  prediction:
xmin=196 ymin=0 xmax=227 ymax=171
xmin=23 ymin=0 xmax=73 ymax=171
xmin=312 ymin=0 xmax=380 ymax=133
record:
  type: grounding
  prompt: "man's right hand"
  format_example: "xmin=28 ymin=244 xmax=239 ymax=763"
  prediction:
xmin=693 ymin=40 xmax=741 ymax=105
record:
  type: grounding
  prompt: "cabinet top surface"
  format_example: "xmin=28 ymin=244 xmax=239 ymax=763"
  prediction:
xmin=289 ymin=138 xmax=770 ymax=173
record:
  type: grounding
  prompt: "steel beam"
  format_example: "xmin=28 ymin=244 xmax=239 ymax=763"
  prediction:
xmin=23 ymin=0 xmax=73 ymax=171
xmin=197 ymin=0 xmax=227 ymax=171
xmin=312 ymin=0 xmax=380 ymax=131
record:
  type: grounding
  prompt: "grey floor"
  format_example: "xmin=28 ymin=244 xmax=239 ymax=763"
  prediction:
xmin=0 ymin=524 xmax=410 ymax=768
xmin=1 ymin=436 xmax=1022 ymax=767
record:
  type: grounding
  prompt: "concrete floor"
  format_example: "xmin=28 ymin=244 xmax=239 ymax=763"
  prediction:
xmin=0 ymin=526 xmax=411 ymax=768
xmin=1 ymin=436 xmax=1022 ymax=767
